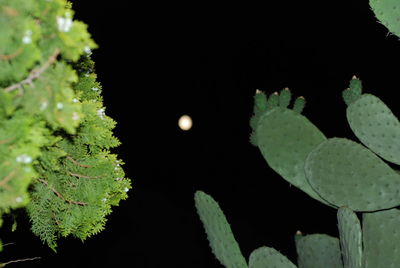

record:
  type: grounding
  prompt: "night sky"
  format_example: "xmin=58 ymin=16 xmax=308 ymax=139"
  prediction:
xmin=2 ymin=1 xmax=400 ymax=267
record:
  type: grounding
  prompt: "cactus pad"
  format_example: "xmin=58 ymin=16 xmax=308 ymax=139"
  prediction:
xmin=342 ymin=76 xmax=363 ymax=106
xmin=305 ymin=137 xmax=400 ymax=211
xmin=295 ymin=233 xmax=343 ymax=268
xmin=279 ymin=88 xmax=292 ymax=109
xmin=337 ymin=207 xmax=362 ymax=268
xmin=249 ymin=246 xmax=297 ymax=268
xmin=370 ymin=0 xmax=400 ymax=38
xmin=346 ymin=93 xmax=400 ymax=165
xmin=362 ymin=208 xmax=400 ymax=268
xmin=194 ymin=191 xmax=248 ymax=268
xmin=256 ymin=107 xmax=330 ymax=205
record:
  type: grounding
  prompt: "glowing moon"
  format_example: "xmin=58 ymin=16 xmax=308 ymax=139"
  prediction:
xmin=178 ymin=115 xmax=193 ymax=131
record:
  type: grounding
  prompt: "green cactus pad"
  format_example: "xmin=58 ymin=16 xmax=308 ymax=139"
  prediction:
xmin=346 ymin=93 xmax=400 ymax=165
xmin=370 ymin=0 xmax=400 ymax=38
xmin=342 ymin=76 xmax=363 ymax=106
xmin=337 ymin=207 xmax=362 ymax=268
xmin=295 ymin=234 xmax=343 ymax=268
xmin=267 ymin=92 xmax=279 ymax=109
xmin=249 ymin=246 xmax=297 ymax=268
xmin=292 ymin=97 xmax=306 ymax=114
xmin=279 ymin=88 xmax=291 ymax=108
xmin=194 ymin=191 xmax=248 ymax=268
xmin=254 ymin=90 xmax=268 ymax=113
xmin=305 ymin=137 xmax=400 ymax=211
xmin=256 ymin=107 xmax=330 ymax=205
xmin=362 ymin=208 xmax=400 ymax=268
xmin=250 ymin=90 xmax=268 ymax=146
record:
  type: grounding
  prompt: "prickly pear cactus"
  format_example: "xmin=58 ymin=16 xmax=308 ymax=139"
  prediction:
xmin=197 ymin=75 xmax=400 ymax=267
xmin=295 ymin=233 xmax=343 ymax=268
xmin=250 ymin=89 xmax=330 ymax=206
xmin=195 ymin=1 xmax=400 ymax=267
xmin=194 ymin=191 xmax=248 ymax=268
xmin=196 ymin=66 xmax=400 ymax=268
xmin=337 ymin=207 xmax=362 ymax=268
xmin=305 ymin=137 xmax=400 ymax=211
xmin=195 ymin=191 xmax=400 ymax=268
xmin=370 ymin=0 xmax=400 ymax=37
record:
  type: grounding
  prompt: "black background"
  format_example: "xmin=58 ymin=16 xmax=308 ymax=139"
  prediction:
xmin=2 ymin=0 xmax=400 ymax=267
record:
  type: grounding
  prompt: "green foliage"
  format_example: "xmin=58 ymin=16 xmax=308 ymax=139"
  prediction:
xmin=0 ymin=0 xmax=130 ymax=252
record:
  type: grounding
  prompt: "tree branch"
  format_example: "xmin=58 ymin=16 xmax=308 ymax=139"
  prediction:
xmin=67 ymin=156 xmax=92 ymax=168
xmin=0 ymin=138 xmax=13 ymax=145
xmin=38 ymin=178 xmax=87 ymax=206
xmin=0 ymin=170 xmax=16 ymax=189
xmin=67 ymin=171 xmax=99 ymax=179
xmin=0 ymin=47 xmax=23 ymax=61
xmin=4 ymin=48 xmax=60 ymax=92
xmin=1 ymin=256 xmax=41 ymax=266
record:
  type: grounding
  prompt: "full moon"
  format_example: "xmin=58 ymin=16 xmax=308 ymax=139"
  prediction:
xmin=178 ymin=115 xmax=193 ymax=131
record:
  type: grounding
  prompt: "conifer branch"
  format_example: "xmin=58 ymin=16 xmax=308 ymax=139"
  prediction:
xmin=2 ymin=6 xmax=19 ymax=17
xmin=4 ymin=48 xmax=60 ymax=92
xmin=0 ymin=48 xmax=23 ymax=61
xmin=67 ymin=156 xmax=92 ymax=168
xmin=0 ymin=170 xmax=16 ymax=189
xmin=1 ymin=243 xmax=15 ymax=248
xmin=38 ymin=179 xmax=87 ymax=206
xmin=67 ymin=171 xmax=99 ymax=179
xmin=0 ymin=139 xmax=13 ymax=145
xmin=0 ymin=256 xmax=41 ymax=266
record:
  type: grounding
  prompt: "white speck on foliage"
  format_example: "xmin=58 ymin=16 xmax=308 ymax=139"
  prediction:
xmin=40 ymin=100 xmax=48 ymax=110
xmin=84 ymin=46 xmax=92 ymax=55
xmin=72 ymin=112 xmax=80 ymax=121
xmin=22 ymin=30 xmax=32 ymax=44
xmin=16 ymin=154 xmax=32 ymax=164
xmin=57 ymin=15 xmax=73 ymax=32
xmin=97 ymin=108 xmax=105 ymax=119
